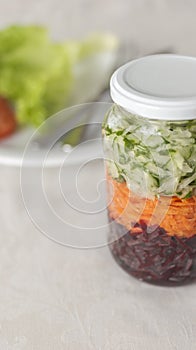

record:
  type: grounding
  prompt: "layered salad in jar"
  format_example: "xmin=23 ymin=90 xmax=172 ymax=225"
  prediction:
xmin=103 ymin=105 xmax=196 ymax=285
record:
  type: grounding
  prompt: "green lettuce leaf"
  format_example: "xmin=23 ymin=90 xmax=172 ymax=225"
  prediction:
xmin=0 ymin=25 xmax=118 ymax=127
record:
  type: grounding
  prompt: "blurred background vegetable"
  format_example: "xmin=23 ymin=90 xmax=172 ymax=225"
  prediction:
xmin=0 ymin=96 xmax=17 ymax=138
xmin=0 ymin=25 xmax=118 ymax=128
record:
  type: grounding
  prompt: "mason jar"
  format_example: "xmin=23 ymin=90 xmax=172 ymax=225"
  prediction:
xmin=103 ymin=55 xmax=196 ymax=285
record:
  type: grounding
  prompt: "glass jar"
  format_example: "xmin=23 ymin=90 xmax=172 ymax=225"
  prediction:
xmin=103 ymin=55 xmax=196 ymax=285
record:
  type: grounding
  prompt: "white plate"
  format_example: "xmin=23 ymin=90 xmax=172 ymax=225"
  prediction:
xmin=0 ymin=126 xmax=104 ymax=168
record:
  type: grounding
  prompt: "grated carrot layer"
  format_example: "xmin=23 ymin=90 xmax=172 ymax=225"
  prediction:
xmin=107 ymin=176 xmax=196 ymax=238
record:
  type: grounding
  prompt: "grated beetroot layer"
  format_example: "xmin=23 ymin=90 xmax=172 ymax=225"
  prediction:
xmin=109 ymin=219 xmax=196 ymax=285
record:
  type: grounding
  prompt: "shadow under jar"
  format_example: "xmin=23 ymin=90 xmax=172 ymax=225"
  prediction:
xmin=103 ymin=55 xmax=196 ymax=286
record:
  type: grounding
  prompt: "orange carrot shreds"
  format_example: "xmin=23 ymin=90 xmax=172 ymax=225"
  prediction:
xmin=107 ymin=175 xmax=196 ymax=238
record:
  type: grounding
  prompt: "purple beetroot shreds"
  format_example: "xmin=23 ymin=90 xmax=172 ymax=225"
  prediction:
xmin=108 ymin=218 xmax=196 ymax=284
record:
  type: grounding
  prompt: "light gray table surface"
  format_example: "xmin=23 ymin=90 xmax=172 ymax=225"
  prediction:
xmin=1 ymin=0 xmax=196 ymax=56
xmin=0 ymin=1 xmax=196 ymax=348
xmin=0 ymin=162 xmax=195 ymax=350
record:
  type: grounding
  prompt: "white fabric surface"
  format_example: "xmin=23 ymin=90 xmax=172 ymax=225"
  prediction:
xmin=0 ymin=164 xmax=195 ymax=350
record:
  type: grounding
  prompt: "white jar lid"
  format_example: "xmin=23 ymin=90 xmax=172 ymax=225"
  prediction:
xmin=110 ymin=54 xmax=196 ymax=120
